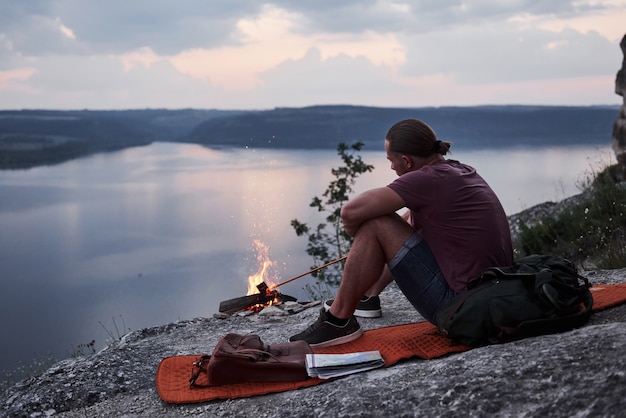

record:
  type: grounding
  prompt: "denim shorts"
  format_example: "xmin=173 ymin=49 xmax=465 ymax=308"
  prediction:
xmin=388 ymin=233 xmax=457 ymax=323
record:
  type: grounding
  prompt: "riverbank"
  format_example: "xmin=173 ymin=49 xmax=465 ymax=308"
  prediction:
xmin=1 ymin=105 xmax=618 ymax=169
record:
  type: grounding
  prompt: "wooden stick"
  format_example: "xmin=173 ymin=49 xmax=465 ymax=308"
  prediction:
xmin=269 ymin=255 xmax=348 ymax=290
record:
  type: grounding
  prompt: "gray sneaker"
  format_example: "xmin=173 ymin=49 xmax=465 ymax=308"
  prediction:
xmin=289 ymin=308 xmax=363 ymax=348
xmin=323 ymin=295 xmax=382 ymax=318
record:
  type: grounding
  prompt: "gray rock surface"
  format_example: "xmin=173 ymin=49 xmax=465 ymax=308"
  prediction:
xmin=1 ymin=268 xmax=625 ymax=418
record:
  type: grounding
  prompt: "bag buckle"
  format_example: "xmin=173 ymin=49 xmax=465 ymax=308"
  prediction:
xmin=189 ymin=355 xmax=211 ymax=388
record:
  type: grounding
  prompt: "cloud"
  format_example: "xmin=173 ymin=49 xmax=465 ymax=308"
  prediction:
xmin=0 ymin=0 xmax=623 ymax=109
xmin=0 ymin=1 xmax=262 ymax=55
xmin=3 ymin=53 xmax=218 ymax=110
xmin=398 ymin=24 xmax=617 ymax=85
xmin=3 ymin=0 xmax=620 ymax=57
xmin=252 ymin=48 xmax=407 ymax=108
xmin=280 ymin=0 xmax=613 ymax=36
xmin=55 ymin=17 xmax=76 ymax=40
xmin=0 ymin=68 xmax=38 ymax=92
xmin=167 ymin=4 xmax=405 ymax=90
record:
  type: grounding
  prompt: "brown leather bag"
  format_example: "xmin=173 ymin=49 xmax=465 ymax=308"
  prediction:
xmin=189 ymin=333 xmax=312 ymax=387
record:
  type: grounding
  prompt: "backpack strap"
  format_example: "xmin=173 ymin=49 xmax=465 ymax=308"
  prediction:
xmin=189 ymin=355 xmax=211 ymax=388
xmin=478 ymin=266 xmax=536 ymax=284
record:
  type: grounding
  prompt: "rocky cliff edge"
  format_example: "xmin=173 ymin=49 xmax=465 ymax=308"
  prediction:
xmin=1 ymin=267 xmax=625 ymax=418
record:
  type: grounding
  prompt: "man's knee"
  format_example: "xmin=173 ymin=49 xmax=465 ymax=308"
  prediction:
xmin=358 ymin=213 xmax=403 ymax=230
xmin=356 ymin=214 xmax=414 ymax=241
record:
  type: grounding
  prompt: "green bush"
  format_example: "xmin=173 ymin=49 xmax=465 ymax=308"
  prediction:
xmin=517 ymin=164 xmax=626 ymax=269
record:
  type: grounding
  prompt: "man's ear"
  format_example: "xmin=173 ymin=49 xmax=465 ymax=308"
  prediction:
xmin=401 ymin=154 xmax=413 ymax=169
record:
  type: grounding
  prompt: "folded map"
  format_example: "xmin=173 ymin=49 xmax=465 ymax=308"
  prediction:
xmin=305 ymin=351 xmax=385 ymax=379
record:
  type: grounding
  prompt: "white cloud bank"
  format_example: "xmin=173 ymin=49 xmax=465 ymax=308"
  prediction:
xmin=0 ymin=0 xmax=624 ymax=110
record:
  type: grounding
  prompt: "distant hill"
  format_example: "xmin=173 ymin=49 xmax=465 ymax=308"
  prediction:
xmin=0 ymin=109 xmax=242 ymax=168
xmin=181 ymin=105 xmax=619 ymax=149
xmin=0 ymin=105 xmax=619 ymax=169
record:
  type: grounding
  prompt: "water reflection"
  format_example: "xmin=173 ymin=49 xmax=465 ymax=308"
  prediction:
xmin=0 ymin=142 xmax=613 ymax=377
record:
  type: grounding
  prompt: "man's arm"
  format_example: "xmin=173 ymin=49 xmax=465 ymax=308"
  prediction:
xmin=340 ymin=187 xmax=407 ymax=236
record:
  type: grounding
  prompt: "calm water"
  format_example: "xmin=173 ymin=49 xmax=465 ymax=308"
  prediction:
xmin=0 ymin=142 xmax=613 ymax=377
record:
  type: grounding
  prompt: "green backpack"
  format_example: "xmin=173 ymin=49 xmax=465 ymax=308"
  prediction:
xmin=435 ymin=254 xmax=594 ymax=347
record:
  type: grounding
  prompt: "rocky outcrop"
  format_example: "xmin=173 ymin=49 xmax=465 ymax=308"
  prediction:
xmin=1 ymin=269 xmax=625 ymax=418
xmin=613 ymin=34 xmax=626 ymax=179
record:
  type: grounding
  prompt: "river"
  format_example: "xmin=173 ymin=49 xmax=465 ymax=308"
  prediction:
xmin=0 ymin=142 xmax=613 ymax=378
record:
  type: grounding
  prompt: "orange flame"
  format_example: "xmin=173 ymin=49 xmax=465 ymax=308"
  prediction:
xmin=246 ymin=239 xmax=278 ymax=296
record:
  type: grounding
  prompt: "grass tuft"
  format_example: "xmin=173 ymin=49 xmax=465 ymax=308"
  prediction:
xmin=516 ymin=163 xmax=626 ymax=269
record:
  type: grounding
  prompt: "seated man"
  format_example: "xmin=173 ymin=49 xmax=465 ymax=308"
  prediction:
xmin=290 ymin=118 xmax=513 ymax=347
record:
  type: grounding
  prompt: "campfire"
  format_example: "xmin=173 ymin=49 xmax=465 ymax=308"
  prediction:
xmin=219 ymin=240 xmax=296 ymax=315
xmin=218 ymin=241 xmax=347 ymax=315
xmin=245 ymin=240 xmax=281 ymax=312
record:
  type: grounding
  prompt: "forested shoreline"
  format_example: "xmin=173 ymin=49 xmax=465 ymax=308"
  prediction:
xmin=0 ymin=105 xmax=618 ymax=169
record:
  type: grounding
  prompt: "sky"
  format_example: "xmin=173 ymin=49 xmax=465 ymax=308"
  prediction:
xmin=0 ymin=0 xmax=625 ymax=110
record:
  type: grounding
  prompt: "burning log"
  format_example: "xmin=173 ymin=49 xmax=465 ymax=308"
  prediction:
xmin=218 ymin=293 xmax=273 ymax=315
xmin=218 ymin=289 xmax=297 ymax=314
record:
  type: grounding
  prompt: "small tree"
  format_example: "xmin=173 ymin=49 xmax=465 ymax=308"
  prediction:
xmin=291 ymin=141 xmax=374 ymax=286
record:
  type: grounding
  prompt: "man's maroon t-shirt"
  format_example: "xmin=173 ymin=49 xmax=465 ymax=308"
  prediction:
xmin=387 ymin=159 xmax=513 ymax=293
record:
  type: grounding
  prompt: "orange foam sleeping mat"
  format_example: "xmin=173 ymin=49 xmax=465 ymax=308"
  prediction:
xmin=156 ymin=283 xmax=626 ymax=404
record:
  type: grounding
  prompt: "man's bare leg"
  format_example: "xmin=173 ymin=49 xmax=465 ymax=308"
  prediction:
xmin=329 ymin=213 xmax=414 ymax=319
xmin=364 ymin=266 xmax=394 ymax=296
